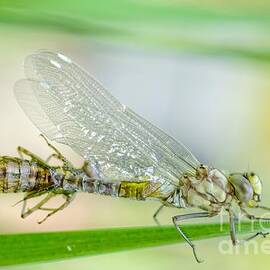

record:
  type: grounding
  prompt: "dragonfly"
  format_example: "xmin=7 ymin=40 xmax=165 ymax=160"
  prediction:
xmin=8 ymin=50 xmax=270 ymax=262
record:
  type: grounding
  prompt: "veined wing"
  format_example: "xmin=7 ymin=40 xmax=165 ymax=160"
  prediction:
xmin=14 ymin=51 xmax=200 ymax=188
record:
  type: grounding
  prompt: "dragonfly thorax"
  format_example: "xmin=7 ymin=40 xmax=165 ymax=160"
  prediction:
xmin=178 ymin=166 xmax=233 ymax=213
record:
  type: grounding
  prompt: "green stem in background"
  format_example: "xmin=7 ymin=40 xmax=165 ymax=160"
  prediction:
xmin=0 ymin=0 xmax=270 ymax=63
xmin=0 ymin=221 xmax=270 ymax=266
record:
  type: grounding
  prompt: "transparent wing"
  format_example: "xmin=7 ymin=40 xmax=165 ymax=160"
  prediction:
xmin=14 ymin=51 xmax=200 ymax=187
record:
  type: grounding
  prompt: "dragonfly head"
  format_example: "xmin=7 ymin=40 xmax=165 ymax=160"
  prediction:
xmin=229 ymin=172 xmax=262 ymax=207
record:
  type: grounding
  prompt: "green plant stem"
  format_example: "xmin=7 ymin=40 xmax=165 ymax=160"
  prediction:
xmin=0 ymin=221 xmax=270 ymax=266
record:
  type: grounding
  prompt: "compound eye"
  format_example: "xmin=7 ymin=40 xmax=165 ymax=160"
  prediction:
xmin=229 ymin=174 xmax=254 ymax=203
xmin=247 ymin=172 xmax=262 ymax=197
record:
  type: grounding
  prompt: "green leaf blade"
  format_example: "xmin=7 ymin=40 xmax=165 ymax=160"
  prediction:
xmin=1 ymin=221 xmax=270 ymax=266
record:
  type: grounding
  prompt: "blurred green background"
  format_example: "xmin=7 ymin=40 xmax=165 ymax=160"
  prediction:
xmin=0 ymin=0 xmax=270 ymax=269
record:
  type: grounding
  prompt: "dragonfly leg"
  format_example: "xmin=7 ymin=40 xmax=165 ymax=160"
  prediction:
xmin=172 ymin=212 xmax=210 ymax=263
xmin=13 ymin=189 xmax=47 ymax=207
xmin=240 ymin=207 xmax=270 ymax=221
xmin=243 ymin=232 xmax=269 ymax=242
xmin=20 ymin=190 xmax=75 ymax=223
xmin=21 ymin=192 xmax=56 ymax=219
xmin=38 ymin=193 xmax=75 ymax=224
xmin=256 ymin=205 xmax=270 ymax=211
xmin=229 ymin=208 xmax=269 ymax=245
xmin=45 ymin=153 xmax=60 ymax=163
xmin=40 ymin=134 xmax=70 ymax=165
xmin=17 ymin=146 xmax=46 ymax=165
xmin=228 ymin=208 xmax=239 ymax=245
xmin=13 ymin=190 xmax=48 ymax=214
xmin=41 ymin=134 xmax=93 ymax=176
xmin=153 ymin=205 xmax=164 ymax=226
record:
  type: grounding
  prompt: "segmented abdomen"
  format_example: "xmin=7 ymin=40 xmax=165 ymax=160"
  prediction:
xmin=82 ymin=178 xmax=168 ymax=200
xmin=0 ymin=157 xmax=53 ymax=192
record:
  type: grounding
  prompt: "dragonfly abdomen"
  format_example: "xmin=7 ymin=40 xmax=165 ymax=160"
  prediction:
xmin=82 ymin=178 xmax=120 ymax=196
xmin=118 ymin=181 xmax=150 ymax=200
xmin=0 ymin=156 xmax=53 ymax=193
xmin=81 ymin=178 xmax=162 ymax=200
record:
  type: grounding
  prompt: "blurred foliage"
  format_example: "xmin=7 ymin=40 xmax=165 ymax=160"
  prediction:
xmin=0 ymin=0 xmax=270 ymax=62
xmin=1 ymin=221 xmax=270 ymax=266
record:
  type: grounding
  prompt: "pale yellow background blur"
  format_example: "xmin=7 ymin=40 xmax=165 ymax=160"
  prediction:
xmin=1 ymin=24 xmax=270 ymax=270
